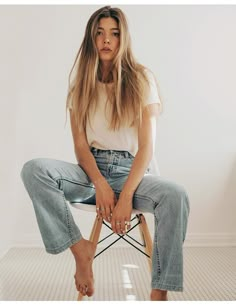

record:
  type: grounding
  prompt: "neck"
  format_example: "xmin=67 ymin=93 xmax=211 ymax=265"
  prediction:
xmin=100 ymin=61 xmax=112 ymax=82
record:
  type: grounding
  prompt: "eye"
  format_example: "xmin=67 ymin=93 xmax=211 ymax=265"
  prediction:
xmin=113 ymin=32 xmax=120 ymax=37
xmin=97 ymin=30 xmax=103 ymax=36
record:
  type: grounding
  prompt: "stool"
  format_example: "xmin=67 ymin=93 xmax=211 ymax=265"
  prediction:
xmin=70 ymin=202 xmax=153 ymax=301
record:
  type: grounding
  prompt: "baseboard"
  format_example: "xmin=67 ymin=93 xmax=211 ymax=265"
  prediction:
xmin=3 ymin=233 xmax=236 ymax=255
xmin=0 ymin=241 xmax=12 ymax=260
xmin=184 ymin=233 xmax=236 ymax=247
xmin=0 ymin=247 xmax=10 ymax=260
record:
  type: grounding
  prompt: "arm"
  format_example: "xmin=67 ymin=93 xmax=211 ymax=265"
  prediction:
xmin=69 ymin=109 xmax=117 ymax=221
xmin=70 ymin=109 xmax=103 ymax=183
xmin=111 ymin=103 xmax=160 ymax=234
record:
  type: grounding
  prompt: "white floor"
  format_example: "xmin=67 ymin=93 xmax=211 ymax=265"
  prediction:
xmin=0 ymin=246 xmax=235 ymax=301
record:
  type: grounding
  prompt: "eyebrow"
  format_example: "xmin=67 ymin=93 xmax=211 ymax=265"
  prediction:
xmin=97 ymin=27 xmax=119 ymax=31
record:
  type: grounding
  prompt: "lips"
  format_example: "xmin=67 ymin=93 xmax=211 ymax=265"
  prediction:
xmin=101 ymin=47 xmax=112 ymax=51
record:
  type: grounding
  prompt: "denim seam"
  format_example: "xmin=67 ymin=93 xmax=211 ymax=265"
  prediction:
xmin=151 ymin=281 xmax=183 ymax=291
xmin=62 ymin=192 xmax=73 ymax=241
xmin=154 ymin=216 xmax=161 ymax=280
xmin=53 ymin=176 xmax=95 ymax=190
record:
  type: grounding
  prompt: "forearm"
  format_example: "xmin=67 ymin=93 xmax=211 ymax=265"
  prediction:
xmin=120 ymin=104 xmax=159 ymax=201
xmin=75 ymin=144 xmax=118 ymax=223
xmin=74 ymin=144 xmax=105 ymax=187
xmin=121 ymin=143 xmax=153 ymax=200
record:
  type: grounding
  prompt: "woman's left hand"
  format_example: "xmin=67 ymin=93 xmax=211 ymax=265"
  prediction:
xmin=111 ymin=192 xmax=133 ymax=235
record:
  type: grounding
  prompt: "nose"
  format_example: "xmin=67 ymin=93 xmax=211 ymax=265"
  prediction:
xmin=104 ymin=38 xmax=110 ymax=44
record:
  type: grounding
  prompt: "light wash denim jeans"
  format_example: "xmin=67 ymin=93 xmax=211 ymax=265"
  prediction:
xmin=20 ymin=147 xmax=190 ymax=292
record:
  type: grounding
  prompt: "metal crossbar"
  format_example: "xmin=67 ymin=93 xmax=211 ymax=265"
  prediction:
xmin=94 ymin=214 xmax=150 ymax=259
xmin=102 ymin=221 xmax=145 ymax=247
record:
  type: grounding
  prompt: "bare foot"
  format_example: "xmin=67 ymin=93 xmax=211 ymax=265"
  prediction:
xmin=70 ymin=238 xmax=96 ymax=297
xmin=150 ymin=289 xmax=168 ymax=301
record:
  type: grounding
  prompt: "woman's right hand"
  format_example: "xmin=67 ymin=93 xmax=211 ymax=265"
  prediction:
xmin=94 ymin=177 xmax=117 ymax=223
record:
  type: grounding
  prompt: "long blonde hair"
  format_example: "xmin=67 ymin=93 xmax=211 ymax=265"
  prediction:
xmin=65 ymin=6 xmax=161 ymax=131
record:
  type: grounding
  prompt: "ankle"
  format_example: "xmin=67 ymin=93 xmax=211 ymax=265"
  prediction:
xmin=150 ymin=289 xmax=168 ymax=301
xmin=70 ymin=238 xmax=89 ymax=259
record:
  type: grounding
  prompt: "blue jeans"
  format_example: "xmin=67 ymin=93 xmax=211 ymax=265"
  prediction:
xmin=20 ymin=147 xmax=190 ymax=292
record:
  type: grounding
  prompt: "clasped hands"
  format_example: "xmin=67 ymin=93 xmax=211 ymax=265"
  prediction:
xmin=95 ymin=178 xmax=132 ymax=235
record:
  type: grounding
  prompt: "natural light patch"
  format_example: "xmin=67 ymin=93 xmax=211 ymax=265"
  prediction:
xmin=126 ymin=294 xmax=136 ymax=301
xmin=123 ymin=264 xmax=139 ymax=269
xmin=122 ymin=268 xmax=132 ymax=289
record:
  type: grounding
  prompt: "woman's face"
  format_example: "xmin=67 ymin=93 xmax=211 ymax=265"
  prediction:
xmin=95 ymin=17 xmax=120 ymax=64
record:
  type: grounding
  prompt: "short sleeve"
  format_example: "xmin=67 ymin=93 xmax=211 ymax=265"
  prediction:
xmin=145 ymin=70 xmax=161 ymax=106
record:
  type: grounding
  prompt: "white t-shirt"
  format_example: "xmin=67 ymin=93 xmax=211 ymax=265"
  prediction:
xmin=69 ymin=70 xmax=161 ymax=158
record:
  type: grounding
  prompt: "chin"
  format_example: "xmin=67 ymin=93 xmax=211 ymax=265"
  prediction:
xmin=99 ymin=54 xmax=114 ymax=61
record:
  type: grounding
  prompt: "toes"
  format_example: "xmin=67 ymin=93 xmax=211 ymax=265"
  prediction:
xmin=77 ymin=284 xmax=90 ymax=296
xmin=74 ymin=276 xmax=79 ymax=291
xmin=87 ymin=289 xmax=93 ymax=297
xmin=74 ymin=273 xmax=94 ymax=296
xmin=82 ymin=285 xmax=87 ymax=296
xmin=81 ymin=285 xmax=88 ymax=296
xmin=78 ymin=285 xmax=84 ymax=296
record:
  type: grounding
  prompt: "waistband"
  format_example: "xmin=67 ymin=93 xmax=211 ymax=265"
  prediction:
xmin=90 ymin=147 xmax=134 ymax=159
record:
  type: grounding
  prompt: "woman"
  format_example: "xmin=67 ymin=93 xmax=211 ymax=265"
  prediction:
xmin=21 ymin=6 xmax=190 ymax=301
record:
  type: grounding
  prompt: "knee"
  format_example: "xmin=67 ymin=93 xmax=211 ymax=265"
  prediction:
xmin=20 ymin=158 xmax=45 ymax=184
xmin=163 ymin=182 xmax=190 ymax=216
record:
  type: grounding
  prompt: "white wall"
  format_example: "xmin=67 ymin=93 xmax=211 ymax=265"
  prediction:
xmin=0 ymin=5 xmax=235 ymax=255
xmin=0 ymin=11 xmax=18 ymax=256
